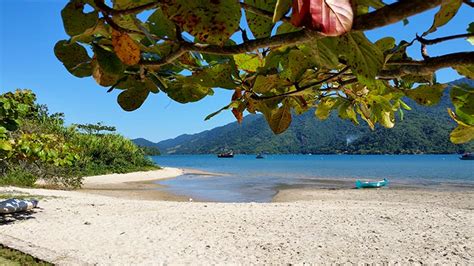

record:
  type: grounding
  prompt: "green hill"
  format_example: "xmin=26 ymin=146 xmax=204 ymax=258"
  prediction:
xmin=134 ymin=78 xmax=474 ymax=154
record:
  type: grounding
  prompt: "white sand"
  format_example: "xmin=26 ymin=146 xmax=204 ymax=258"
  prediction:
xmin=81 ymin=167 xmax=184 ymax=186
xmin=1 ymin=185 xmax=473 ymax=264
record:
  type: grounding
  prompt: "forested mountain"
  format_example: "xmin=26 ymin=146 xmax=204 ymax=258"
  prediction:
xmin=134 ymin=79 xmax=474 ymax=155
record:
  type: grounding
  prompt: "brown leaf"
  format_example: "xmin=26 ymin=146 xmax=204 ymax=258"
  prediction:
xmin=112 ymin=29 xmax=141 ymax=65
xmin=291 ymin=0 xmax=353 ymax=36
xmin=232 ymin=108 xmax=243 ymax=124
xmin=231 ymin=89 xmax=243 ymax=123
xmin=267 ymin=105 xmax=292 ymax=134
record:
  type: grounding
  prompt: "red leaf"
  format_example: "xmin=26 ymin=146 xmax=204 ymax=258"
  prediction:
xmin=291 ymin=0 xmax=311 ymax=28
xmin=291 ymin=0 xmax=353 ymax=36
xmin=231 ymin=89 xmax=243 ymax=123
xmin=232 ymin=108 xmax=243 ymax=124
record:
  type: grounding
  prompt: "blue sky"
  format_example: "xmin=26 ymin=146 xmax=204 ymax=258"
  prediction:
xmin=0 ymin=1 xmax=472 ymax=142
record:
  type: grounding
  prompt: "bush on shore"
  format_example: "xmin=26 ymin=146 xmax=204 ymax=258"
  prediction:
xmin=0 ymin=89 xmax=158 ymax=188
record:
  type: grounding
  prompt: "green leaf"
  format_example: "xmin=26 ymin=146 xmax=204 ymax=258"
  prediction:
xmin=70 ymin=19 xmax=110 ymax=44
xmin=301 ymin=37 xmax=340 ymax=68
xmin=191 ymin=64 xmax=237 ymax=89
xmin=338 ymin=101 xmax=358 ymax=124
xmin=281 ymin=49 xmax=315 ymax=82
xmin=253 ymin=74 xmax=291 ymax=94
xmin=94 ymin=45 xmax=124 ymax=76
xmin=399 ymin=99 xmax=412 ymax=111
xmin=453 ymin=65 xmax=474 ymax=79
xmin=162 ymin=0 xmax=240 ymax=45
xmin=276 ymin=22 xmax=301 ymax=34
xmin=92 ymin=59 xmax=119 ymax=86
xmin=116 ymin=76 xmax=159 ymax=94
xmin=315 ymin=97 xmax=338 ymax=120
xmin=265 ymin=104 xmax=292 ymax=134
xmin=405 ymin=84 xmax=446 ymax=106
xmin=450 ymin=84 xmax=474 ymax=126
xmin=117 ymin=87 xmax=150 ymax=111
xmin=112 ymin=0 xmax=154 ymax=9
xmin=205 ymin=102 xmax=240 ymax=121
xmin=337 ymin=32 xmax=383 ymax=87
xmin=450 ymin=125 xmax=474 ymax=144
xmin=467 ymin=22 xmax=474 ymax=45
xmin=245 ymin=0 xmax=276 ymax=38
xmin=353 ymin=0 xmax=384 ymax=15
xmin=61 ymin=0 xmax=99 ymax=37
xmin=375 ymin=37 xmax=396 ymax=53
xmin=147 ymin=8 xmax=176 ymax=39
xmin=54 ymin=40 xmax=92 ymax=77
xmin=234 ymin=54 xmax=263 ymax=72
xmin=423 ymin=0 xmax=462 ymax=36
xmin=273 ymin=0 xmax=292 ymax=23
xmin=162 ymin=77 xmax=213 ymax=103
xmin=0 ymin=140 xmax=12 ymax=151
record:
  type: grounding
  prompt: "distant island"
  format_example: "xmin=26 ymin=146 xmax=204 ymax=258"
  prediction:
xmin=134 ymin=78 xmax=474 ymax=155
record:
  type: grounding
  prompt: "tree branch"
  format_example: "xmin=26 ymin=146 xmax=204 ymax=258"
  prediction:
xmin=252 ymin=67 xmax=351 ymax=100
xmin=254 ymin=52 xmax=474 ymax=100
xmin=416 ymin=33 xmax=474 ymax=45
xmin=378 ymin=52 xmax=474 ymax=79
xmin=463 ymin=0 xmax=474 ymax=8
xmin=141 ymin=0 xmax=445 ymax=68
xmin=352 ymin=0 xmax=443 ymax=31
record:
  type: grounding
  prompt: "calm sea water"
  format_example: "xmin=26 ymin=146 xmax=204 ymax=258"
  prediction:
xmin=151 ymin=155 xmax=474 ymax=202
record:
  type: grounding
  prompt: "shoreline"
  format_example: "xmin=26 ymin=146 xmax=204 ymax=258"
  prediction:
xmin=81 ymin=167 xmax=474 ymax=203
xmin=79 ymin=167 xmax=193 ymax=201
xmin=79 ymin=167 xmax=230 ymax=202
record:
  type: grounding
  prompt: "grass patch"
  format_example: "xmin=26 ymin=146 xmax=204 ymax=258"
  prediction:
xmin=0 ymin=170 xmax=37 ymax=188
xmin=0 ymin=192 xmax=56 ymax=201
xmin=0 ymin=245 xmax=52 ymax=266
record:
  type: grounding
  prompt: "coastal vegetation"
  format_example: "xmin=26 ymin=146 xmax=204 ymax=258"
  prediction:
xmin=0 ymin=245 xmax=51 ymax=266
xmin=55 ymin=0 xmax=473 ymax=144
xmin=0 ymin=90 xmax=157 ymax=188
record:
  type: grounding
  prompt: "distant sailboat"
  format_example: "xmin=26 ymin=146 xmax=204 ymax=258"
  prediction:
xmin=256 ymin=153 xmax=264 ymax=159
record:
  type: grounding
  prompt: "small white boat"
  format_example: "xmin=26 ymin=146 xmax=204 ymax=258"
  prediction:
xmin=0 ymin=199 xmax=38 ymax=214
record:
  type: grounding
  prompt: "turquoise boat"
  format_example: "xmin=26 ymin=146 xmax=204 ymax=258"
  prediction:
xmin=355 ymin=178 xmax=388 ymax=189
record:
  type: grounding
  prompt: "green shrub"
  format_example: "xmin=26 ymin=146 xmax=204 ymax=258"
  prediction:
xmin=0 ymin=169 xmax=37 ymax=187
xmin=0 ymin=90 xmax=159 ymax=188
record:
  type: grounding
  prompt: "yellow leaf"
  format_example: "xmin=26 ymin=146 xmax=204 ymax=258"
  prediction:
xmin=112 ymin=30 xmax=141 ymax=65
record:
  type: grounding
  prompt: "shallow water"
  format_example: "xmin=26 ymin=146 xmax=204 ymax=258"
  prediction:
xmin=151 ymin=154 xmax=474 ymax=202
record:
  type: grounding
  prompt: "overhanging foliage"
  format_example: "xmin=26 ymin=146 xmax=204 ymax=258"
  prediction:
xmin=55 ymin=0 xmax=474 ymax=143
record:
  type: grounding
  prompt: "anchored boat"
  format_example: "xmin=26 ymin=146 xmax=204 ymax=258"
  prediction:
xmin=355 ymin=178 xmax=388 ymax=189
xmin=460 ymin=153 xmax=474 ymax=160
xmin=217 ymin=151 xmax=234 ymax=158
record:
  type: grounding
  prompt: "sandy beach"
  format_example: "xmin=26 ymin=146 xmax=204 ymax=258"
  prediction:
xmin=1 ymin=169 xmax=473 ymax=264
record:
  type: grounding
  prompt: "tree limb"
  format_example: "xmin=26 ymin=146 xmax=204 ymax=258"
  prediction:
xmin=352 ymin=0 xmax=443 ymax=31
xmin=416 ymin=33 xmax=474 ymax=45
xmin=254 ymin=52 xmax=474 ymax=100
xmin=378 ymin=52 xmax=474 ymax=79
xmin=252 ymin=67 xmax=350 ymax=100
xmin=463 ymin=0 xmax=474 ymax=8
xmin=141 ymin=0 xmax=445 ymax=68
